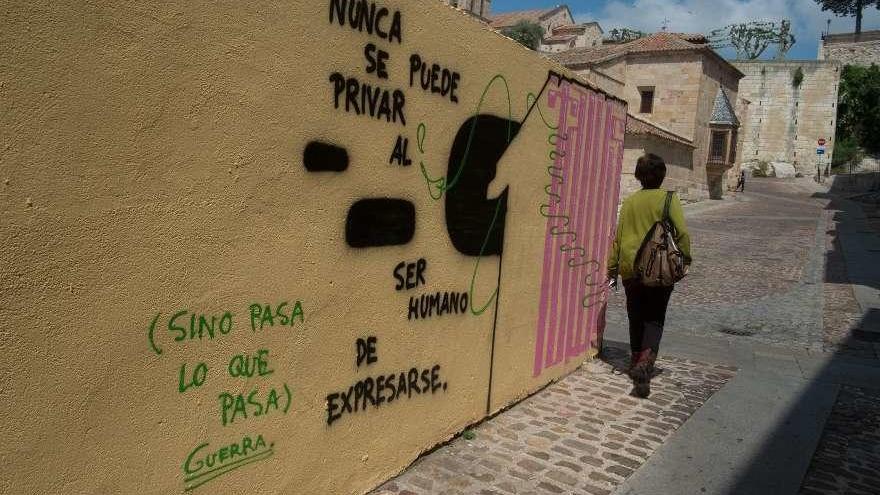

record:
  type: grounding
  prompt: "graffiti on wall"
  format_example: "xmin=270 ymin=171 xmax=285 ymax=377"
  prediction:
xmin=413 ymin=71 xmax=625 ymax=392
xmin=146 ymin=301 xmax=303 ymax=491
xmin=326 ymin=336 xmax=448 ymax=425
xmin=139 ymin=0 xmax=625 ymax=490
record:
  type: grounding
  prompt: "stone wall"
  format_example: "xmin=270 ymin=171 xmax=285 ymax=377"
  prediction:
xmin=540 ymin=24 xmax=603 ymax=53
xmin=570 ymin=66 xmax=626 ymax=98
xmin=574 ymin=24 xmax=603 ymax=49
xmin=699 ymin=55 xmax=742 ymax=196
xmin=734 ymin=61 xmax=841 ymax=174
xmin=622 ymin=54 xmax=705 ymax=142
xmin=622 ymin=53 xmax=742 ymax=198
xmin=819 ymin=31 xmax=880 ymax=67
xmin=540 ymin=9 xmax=574 ymax=34
xmin=727 ymin=97 xmax=752 ymax=188
xmin=622 ymin=134 xmax=703 ymax=200
xmin=0 ymin=1 xmax=627 ymax=494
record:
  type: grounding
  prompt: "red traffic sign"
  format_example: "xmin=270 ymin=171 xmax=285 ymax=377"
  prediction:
xmin=818 ymin=138 xmax=827 ymax=146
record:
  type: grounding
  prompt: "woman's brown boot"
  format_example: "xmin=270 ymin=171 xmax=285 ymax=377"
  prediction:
xmin=630 ymin=350 xmax=653 ymax=398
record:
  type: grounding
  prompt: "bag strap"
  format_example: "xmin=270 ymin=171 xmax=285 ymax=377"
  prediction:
xmin=662 ymin=191 xmax=674 ymax=222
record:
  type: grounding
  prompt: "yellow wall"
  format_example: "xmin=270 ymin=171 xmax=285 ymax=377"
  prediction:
xmin=0 ymin=1 xmax=626 ymax=494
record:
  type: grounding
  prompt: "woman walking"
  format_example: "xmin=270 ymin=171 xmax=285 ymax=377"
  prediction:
xmin=607 ymin=154 xmax=691 ymax=398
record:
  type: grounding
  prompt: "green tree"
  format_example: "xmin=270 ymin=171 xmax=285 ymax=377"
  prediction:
xmin=831 ymin=135 xmax=865 ymax=170
xmin=502 ymin=20 xmax=545 ymax=50
xmin=607 ymin=28 xmax=645 ymax=43
xmin=709 ymin=20 xmax=796 ymax=60
xmin=836 ymin=64 xmax=880 ymax=154
xmin=815 ymin=0 xmax=880 ymax=34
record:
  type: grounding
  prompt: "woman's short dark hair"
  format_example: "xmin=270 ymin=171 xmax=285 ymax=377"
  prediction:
xmin=635 ymin=154 xmax=666 ymax=189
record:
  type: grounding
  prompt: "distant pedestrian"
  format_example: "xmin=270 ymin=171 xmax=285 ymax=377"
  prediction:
xmin=735 ymin=170 xmax=746 ymax=192
xmin=608 ymin=154 xmax=691 ymax=398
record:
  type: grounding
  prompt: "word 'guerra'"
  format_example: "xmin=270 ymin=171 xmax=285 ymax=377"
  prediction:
xmin=184 ymin=434 xmax=272 ymax=477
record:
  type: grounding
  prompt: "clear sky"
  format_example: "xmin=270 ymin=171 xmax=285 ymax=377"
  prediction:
xmin=492 ymin=0 xmax=880 ymax=60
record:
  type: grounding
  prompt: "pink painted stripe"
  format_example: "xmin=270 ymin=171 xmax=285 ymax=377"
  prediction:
xmin=534 ymin=86 xmax=567 ymax=376
xmin=557 ymin=90 xmax=586 ymax=364
xmin=545 ymin=84 xmax=572 ymax=370
xmin=565 ymin=90 xmax=591 ymax=361
xmin=595 ymin=100 xmax=619 ymax=343
xmin=582 ymin=94 xmax=607 ymax=350
xmin=569 ymin=90 xmax=596 ymax=359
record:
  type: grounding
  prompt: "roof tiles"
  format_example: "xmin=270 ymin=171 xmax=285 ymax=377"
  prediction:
xmin=489 ymin=5 xmax=569 ymax=29
xmin=551 ymin=32 xmax=743 ymax=78
xmin=710 ymin=89 xmax=739 ymax=126
xmin=626 ymin=114 xmax=695 ymax=148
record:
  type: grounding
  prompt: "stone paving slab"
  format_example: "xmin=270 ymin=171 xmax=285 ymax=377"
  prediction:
xmin=799 ymin=386 xmax=880 ymax=495
xmin=369 ymin=354 xmax=735 ymax=495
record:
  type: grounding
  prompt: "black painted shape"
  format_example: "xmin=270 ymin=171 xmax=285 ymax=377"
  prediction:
xmin=346 ymin=198 xmax=416 ymax=248
xmin=445 ymin=115 xmax=521 ymax=256
xmin=303 ymin=141 xmax=349 ymax=172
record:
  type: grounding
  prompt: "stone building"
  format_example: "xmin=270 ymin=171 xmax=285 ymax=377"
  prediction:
xmin=489 ymin=5 xmax=602 ymax=53
xmin=734 ymin=60 xmax=841 ymax=174
xmin=819 ymin=30 xmax=880 ymax=66
xmin=554 ymin=33 xmax=746 ymax=199
xmin=490 ymin=5 xmax=573 ymax=35
xmin=445 ymin=0 xmax=492 ymax=19
xmin=622 ymin=115 xmax=698 ymax=198
xmin=541 ymin=23 xmax=603 ymax=52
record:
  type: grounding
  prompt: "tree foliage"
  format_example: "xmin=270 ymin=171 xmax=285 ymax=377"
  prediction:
xmin=709 ymin=20 xmax=796 ymax=60
xmin=815 ymin=0 xmax=880 ymax=34
xmin=832 ymin=135 xmax=865 ymax=168
xmin=836 ymin=64 xmax=880 ymax=154
xmin=607 ymin=28 xmax=646 ymax=43
xmin=502 ymin=21 xmax=545 ymax=50
xmin=792 ymin=66 xmax=805 ymax=87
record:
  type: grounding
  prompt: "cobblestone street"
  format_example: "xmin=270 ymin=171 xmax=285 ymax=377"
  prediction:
xmin=371 ymin=356 xmax=735 ymax=495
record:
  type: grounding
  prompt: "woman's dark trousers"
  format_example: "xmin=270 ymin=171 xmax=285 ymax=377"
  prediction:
xmin=623 ymin=279 xmax=674 ymax=354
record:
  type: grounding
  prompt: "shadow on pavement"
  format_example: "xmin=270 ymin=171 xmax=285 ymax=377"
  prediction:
xmin=720 ymin=183 xmax=880 ymax=494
